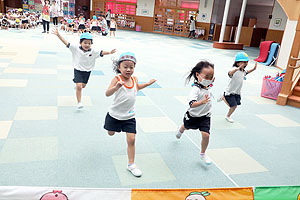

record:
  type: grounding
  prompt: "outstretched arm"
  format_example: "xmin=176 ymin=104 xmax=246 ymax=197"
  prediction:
xmin=102 ymin=49 xmax=116 ymax=56
xmin=136 ymin=77 xmax=156 ymax=90
xmin=247 ymin=62 xmax=257 ymax=74
xmin=52 ymin=28 xmax=68 ymax=46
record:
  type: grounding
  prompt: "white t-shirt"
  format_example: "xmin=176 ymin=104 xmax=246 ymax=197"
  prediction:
xmin=225 ymin=67 xmax=248 ymax=95
xmin=187 ymin=84 xmax=212 ymax=117
xmin=67 ymin=43 xmax=103 ymax=72
xmin=190 ymin=19 xmax=196 ymax=31
xmin=106 ymin=11 xmax=111 ymax=21
xmin=110 ymin=21 xmax=116 ymax=28
xmin=51 ymin=3 xmax=60 ymax=17
xmin=109 ymin=75 xmax=138 ymax=120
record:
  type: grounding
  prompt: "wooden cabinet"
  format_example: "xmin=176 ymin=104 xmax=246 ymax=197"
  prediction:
xmin=153 ymin=7 xmax=197 ymax=36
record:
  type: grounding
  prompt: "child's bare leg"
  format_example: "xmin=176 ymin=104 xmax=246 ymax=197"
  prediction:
xmin=126 ymin=132 xmax=136 ymax=164
xmin=76 ymin=83 xmax=83 ymax=103
xmin=200 ymin=131 xmax=210 ymax=154
xmin=108 ymin=131 xmax=115 ymax=136
xmin=179 ymin=124 xmax=186 ymax=133
xmin=227 ymin=106 xmax=237 ymax=118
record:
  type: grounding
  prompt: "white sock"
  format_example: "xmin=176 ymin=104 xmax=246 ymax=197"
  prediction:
xmin=128 ymin=163 xmax=134 ymax=167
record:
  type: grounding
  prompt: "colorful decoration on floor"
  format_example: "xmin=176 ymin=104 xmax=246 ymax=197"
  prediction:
xmin=1 ymin=186 xmax=299 ymax=199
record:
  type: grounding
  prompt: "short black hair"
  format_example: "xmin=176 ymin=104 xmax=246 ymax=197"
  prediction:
xmin=186 ymin=61 xmax=214 ymax=84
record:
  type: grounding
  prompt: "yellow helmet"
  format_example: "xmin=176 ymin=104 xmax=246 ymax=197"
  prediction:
xmin=18 ymin=8 xmax=23 ymax=12
xmin=16 ymin=18 xmax=20 ymax=22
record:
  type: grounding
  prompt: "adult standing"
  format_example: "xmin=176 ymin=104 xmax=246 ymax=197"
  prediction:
xmin=41 ymin=0 xmax=51 ymax=33
xmin=188 ymin=16 xmax=196 ymax=39
xmin=51 ymin=0 xmax=59 ymax=27
xmin=105 ymin=9 xmax=111 ymax=28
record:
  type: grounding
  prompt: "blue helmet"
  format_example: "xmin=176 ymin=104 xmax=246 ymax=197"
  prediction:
xmin=119 ymin=52 xmax=137 ymax=64
xmin=93 ymin=15 xmax=97 ymax=20
xmin=235 ymin=52 xmax=249 ymax=62
xmin=80 ymin=32 xmax=93 ymax=40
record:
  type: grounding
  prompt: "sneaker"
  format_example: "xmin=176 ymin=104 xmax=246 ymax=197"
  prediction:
xmin=225 ymin=116 xmax=234 ymax=123
xmin=217 ymin=95 xmax=223 ymax=102
xmin=175 ymin=129 xmax=183 ymax=139
xmin=127 ymin=163 xmax=142 ymax=177
xmin=200 ymin=153 xmax=212 ymax=165
xmin=77 ymin=102 xmax=84 ymax=109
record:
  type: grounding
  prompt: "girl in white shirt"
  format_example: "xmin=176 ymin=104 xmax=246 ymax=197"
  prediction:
xmin=104 ymin=52 xmax=156 ymax=177
xmin=176 ymin=61 xmax=214 ymax=165
xmin=217 ymin=52 xmax=257 ymax=123
xmin=110 ymin=18 xmax=117 ymax=38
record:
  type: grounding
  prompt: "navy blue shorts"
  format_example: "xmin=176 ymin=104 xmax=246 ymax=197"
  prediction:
xmin=73 ymin=69 xmax=91 ymax=84
xmin=104 ymin=113 xmax=136 ymax=134
xmin=183 ymin=111 xmax=211 ymax=134
xmin=224 ymin=93 xmax=241 ymax=107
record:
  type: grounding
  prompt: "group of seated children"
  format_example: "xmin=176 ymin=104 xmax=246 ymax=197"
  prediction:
xmin=0 ymin=9 xmax=40 ymax=30
xmin=60 ymin=14 xmax=117 ymax=37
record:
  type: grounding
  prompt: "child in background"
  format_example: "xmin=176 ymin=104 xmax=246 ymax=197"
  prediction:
xmin=90 ymin=15 xmax=98 ymax=34
xmin=100 ymin=15 xmax=108 ymax=36
xmin=52 ymin=28 xmax=116 ymax=109
xmin=217 ymin=52 xmax=257 ymax=123
xmin=110 ymin=18 xmax=117 ymax=38
xmin=176 ymin=61 xmax=215 ymax=165
xmin=78 ymin=14 xmax=85 ymax=34
xmin=104 ymin=52 xmax=156 ymax=177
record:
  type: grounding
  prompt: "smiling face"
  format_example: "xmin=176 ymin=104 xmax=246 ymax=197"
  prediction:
xmin=80 ymin=39 xmax=92 ymax=51
xmin=118 ymin=60 xmax=135 ymax=79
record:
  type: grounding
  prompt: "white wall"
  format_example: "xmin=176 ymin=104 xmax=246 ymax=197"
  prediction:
xmin=212 ymin=0 xmax=274 ymax=27
xmin=197 ymin=0 xmax=214 ymax=23
xmin=245 ymin=5 xmax=273 ymax=28
xmin=276 ymin=20 xmax=297 ymax=69
xmin=136 ymin=0 xmax=155 ymax=17
xmin=211 ymin=0 xmax=243 ymax=25
xmin=268 ymin=0 xmax=287 ymax=31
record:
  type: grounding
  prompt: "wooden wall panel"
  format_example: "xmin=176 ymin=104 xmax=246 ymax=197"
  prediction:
xmin=195 ymin=22 xmax=210 ymax=40
xmin=239 ymin=27 xmax=254 ymax=46
xmin=4 ymin=0 xmax=22 ymax=9
xmin=135 ymin=16 xmax=154 ymax=33
xmin=266 ymin=29 xmax=284 ymax=44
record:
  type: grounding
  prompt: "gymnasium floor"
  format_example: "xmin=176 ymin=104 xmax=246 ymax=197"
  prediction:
xmin=0 ymin=27 xmax=299 ymax=189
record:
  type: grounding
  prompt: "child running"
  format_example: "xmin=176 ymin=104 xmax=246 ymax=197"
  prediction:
xmin=217 ymin=52 xmax=257 ymax=123
xmin=176 ymin=61 xmax=215 ymax=165
xmin=104 ymin=52 xmax=156 ymax=177
xmin=52 ymin=28 xmax=116 ymax=109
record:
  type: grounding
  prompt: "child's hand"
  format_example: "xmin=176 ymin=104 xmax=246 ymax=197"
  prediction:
xmin=110 ymin=49 xmax=116 ymax=54
xmin=148 ymin=79 xmax=156 ymax=86
xmin=52 ymin=27 xmax=59 ymax=36
xmin=115 ymin=81 xmax=125 ymax=89
xmin=201 ymin=94 xmax=211 ymax=104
